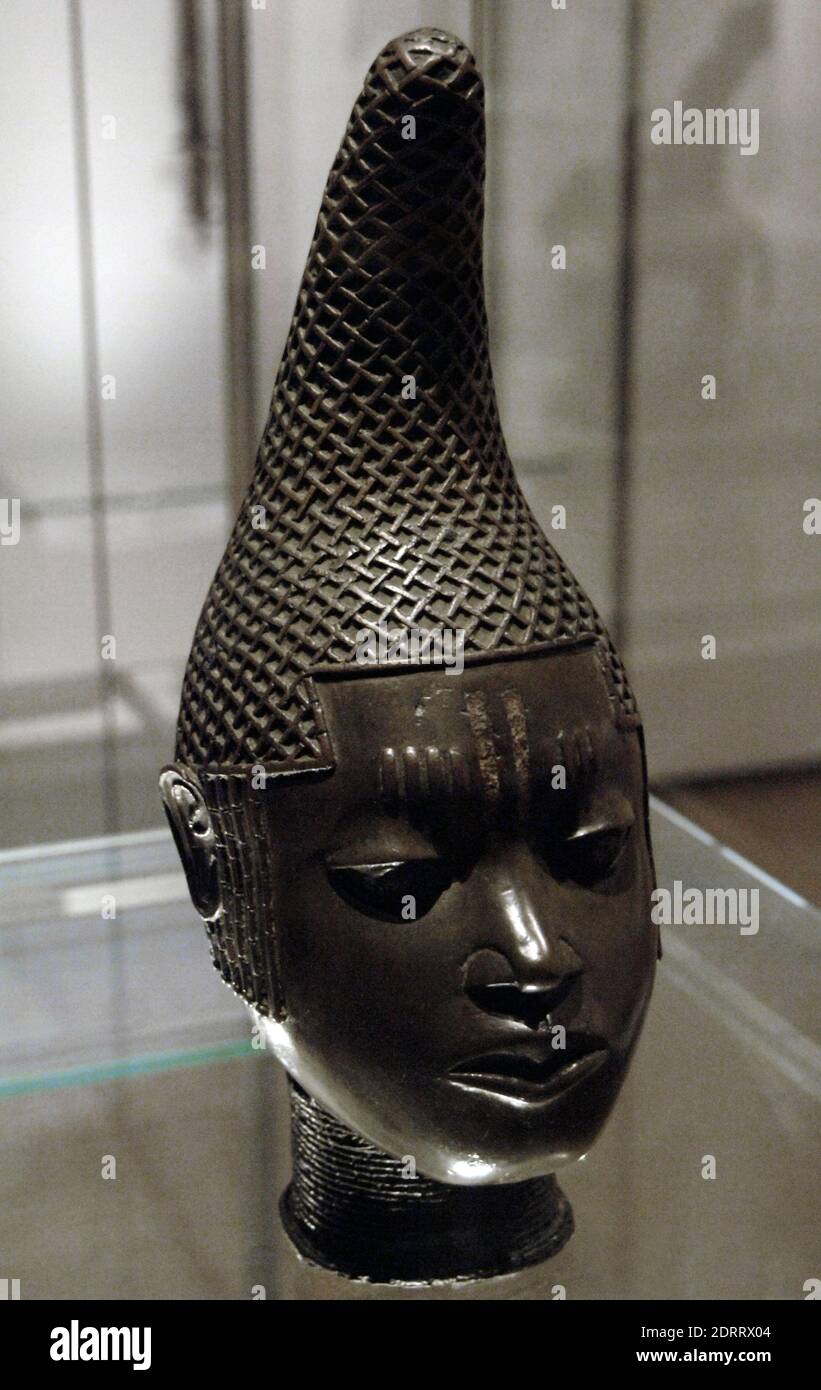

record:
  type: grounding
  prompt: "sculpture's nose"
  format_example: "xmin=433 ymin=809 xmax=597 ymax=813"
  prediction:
xmin=463 ymin=850 xmax=583 ymax=1028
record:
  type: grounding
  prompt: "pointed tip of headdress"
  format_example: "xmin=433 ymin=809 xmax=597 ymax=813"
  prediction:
xmin=370 ymin=28 xmax=483 ymax=101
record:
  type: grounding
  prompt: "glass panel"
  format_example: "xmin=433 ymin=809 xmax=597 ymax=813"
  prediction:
xmin=0 ymin=513 xmax=107 ymax=847
xmin=83 ymin=0 xmax=227 ymax=500
xmin=0 ymin=0 xmax=230 ymax=848
xmin=0 ymin=1 xmax=88 ymax=505
xmin=627 ymin=0 xmax=821 ymax=776
xmin=107 ymin=495 xmax=229 ymax=832
xmin=1 ymin=803 xmax=817 ymax=1298
xmin=488 ymin=0 xmax=629 ymax=614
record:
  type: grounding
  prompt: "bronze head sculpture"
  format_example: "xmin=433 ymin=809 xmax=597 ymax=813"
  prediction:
xmin=161 ymin=29 xmax=657 ymax=1284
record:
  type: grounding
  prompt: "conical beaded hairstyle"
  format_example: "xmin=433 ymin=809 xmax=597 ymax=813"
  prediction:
xmin=176 ymin=28 xmax=637 ymax=773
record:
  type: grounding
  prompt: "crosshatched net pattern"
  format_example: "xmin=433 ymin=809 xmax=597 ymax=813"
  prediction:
xmin=176 ymin=29 xmax=638 ymax=770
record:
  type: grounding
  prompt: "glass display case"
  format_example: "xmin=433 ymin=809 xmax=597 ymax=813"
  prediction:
xmin=1 ymin=799 xmax=817 ymax=1300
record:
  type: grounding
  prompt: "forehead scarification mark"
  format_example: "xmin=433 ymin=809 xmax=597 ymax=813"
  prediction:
xmin=377 ymin=697 xmax=614 ymax=823
xmin=501 ymin=688 xmax=530 ymax=820
xmin=404 ymin=746 xmax=423 ymax=802
xmin=555 ymin=724 xmax=602 ymax=795
xmin=463 ymin=690 xmax=500 ymax=808
xmin=377 ymin=745 xmax=461 ymax=811
xmin=379 ymin=746 xmax=401 ymax=805
xmin=426 ymin=746 xmax=447 ymax=800
xmin=379 ymin=744 xmax=472 ymax=814
xmin=379 ymin=689 xmax=533 ymax=823
xmin=451 ymin=745 xmax=470 ymax=797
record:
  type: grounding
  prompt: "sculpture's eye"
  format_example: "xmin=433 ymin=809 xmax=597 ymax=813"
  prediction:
xmin=551 ymin=823 xmax=633 ymax=890
xmin=326 ymin=858 xmax=452 ymax=923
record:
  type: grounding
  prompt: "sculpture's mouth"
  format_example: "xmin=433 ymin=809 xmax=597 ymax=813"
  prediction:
xmin=447 ymin=1036 xmax=609 ymax=1102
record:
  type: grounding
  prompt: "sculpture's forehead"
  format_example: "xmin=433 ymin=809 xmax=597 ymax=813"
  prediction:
xmin=312 ymin=645 xmax=621 ymax=789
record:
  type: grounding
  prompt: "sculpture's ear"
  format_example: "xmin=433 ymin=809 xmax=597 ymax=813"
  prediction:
xmin=159 ymin=764 xmax=221 ymax=921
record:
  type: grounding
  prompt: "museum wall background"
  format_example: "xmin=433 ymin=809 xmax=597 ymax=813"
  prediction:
xmin=1 ymin=0 xmax=819 ymax=850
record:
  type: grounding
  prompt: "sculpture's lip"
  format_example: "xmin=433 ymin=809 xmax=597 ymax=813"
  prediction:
xmin=446 ymin=1038 xmax=609 ymax=1101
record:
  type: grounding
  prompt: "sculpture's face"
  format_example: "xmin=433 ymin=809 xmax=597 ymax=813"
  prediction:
xmin=167 ymin=644 xmax=656 ymax=1186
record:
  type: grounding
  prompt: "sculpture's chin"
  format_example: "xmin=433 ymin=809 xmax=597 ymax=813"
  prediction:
xmin=249 ymin=1007 xmax=610 ymax=1187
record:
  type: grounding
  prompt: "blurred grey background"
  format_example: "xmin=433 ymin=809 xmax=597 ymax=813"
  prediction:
xmin=1 ymin=0 xmax=819 ymax=897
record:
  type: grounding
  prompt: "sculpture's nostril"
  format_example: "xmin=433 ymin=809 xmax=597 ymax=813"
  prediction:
xmin=462 ymin=947 xmax=516 ymax=990
xmin=465 ymin=972 xmax=580 ymax=1029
